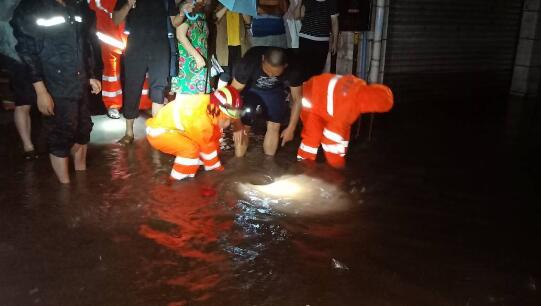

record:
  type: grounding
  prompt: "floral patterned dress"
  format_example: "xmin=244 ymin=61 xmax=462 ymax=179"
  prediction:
xmin=171 ymin=14 xmax=211 ymax=94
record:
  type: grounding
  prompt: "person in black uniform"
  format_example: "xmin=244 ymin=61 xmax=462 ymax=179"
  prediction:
xmin=113 ymin=0 xmax=187 ymax=145
xmin=11 ymin=0 xmax=101 ymax=184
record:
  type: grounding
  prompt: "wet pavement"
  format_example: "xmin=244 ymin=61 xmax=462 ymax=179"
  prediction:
xmin=0 ymin=96 xmax=540 ymax=306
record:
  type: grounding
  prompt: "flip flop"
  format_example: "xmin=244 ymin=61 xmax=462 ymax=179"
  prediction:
xmin=117 ymin=135 xmax=134 ymax=145
xmin=23 ymin=150 xmax=38 ymax=160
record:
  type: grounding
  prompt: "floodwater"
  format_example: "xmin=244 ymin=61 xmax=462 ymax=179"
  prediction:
xmin=0 ymin=99 xmax=540 ymax=306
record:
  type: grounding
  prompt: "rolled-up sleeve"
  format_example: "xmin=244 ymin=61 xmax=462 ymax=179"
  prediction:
xmin=10 ymin=1 xmax=44 ymax=84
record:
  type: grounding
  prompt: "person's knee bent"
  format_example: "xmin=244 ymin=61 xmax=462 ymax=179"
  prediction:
xmin=123 ymin=105 xmax=140 ymax=119
xmin=219 ymin=71 xmax=231 ymax=83
xmin=266 ymin=122 xmax=281 ymax=133
xmin=15 ymin=105 xmax=31 ymax=113
xmin=49 ymin=142 xmax=72 ymax=158
xmin=150 ymin=89 xmax=165 ymax=105
xmin=75 ymin=121 xmax=93 ymax=146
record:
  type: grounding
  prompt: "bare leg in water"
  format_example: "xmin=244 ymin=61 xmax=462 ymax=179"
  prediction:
xmin=50 ymin=154 xmax=70 ymax=184
xmin=14 ymin=105 xmax=35 ymax=153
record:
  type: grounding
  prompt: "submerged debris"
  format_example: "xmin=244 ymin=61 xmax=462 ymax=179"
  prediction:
xmin=528 ymin=276 xmax=536 ymax=291
xmin=331 ymin=258 xmax=350 ymax=270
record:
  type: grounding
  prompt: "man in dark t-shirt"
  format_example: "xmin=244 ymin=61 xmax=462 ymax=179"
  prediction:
xmin=231 ymin=46 xmax=303 ymax=157
xmin=112 ymin=0 xmax=186 ymax=144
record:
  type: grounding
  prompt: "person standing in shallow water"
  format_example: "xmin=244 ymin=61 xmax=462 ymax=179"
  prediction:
xmin=11 ymin=0 xmax=102 ymax=184
xmin=112 ymin=0 xmax=187 ymax=145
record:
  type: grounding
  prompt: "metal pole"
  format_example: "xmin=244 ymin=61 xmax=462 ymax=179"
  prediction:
xmin=368 ymin=113 xmax=375 ymax=142
xmin=368 ymin=0 xmax=385 ymax=84
xmin=352 ymin=32 xmax=360 ymax=76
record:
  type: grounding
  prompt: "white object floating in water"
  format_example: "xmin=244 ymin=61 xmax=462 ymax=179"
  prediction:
xmin=331 ymin=258 xmax=350 ymax=270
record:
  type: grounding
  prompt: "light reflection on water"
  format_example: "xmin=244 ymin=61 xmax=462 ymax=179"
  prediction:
xmin=3 ymin=104 xmax=539 ymax=306
xmin=5 ymin=127 xmax=364 ymax=306
xmin=237 ymin=174 xmax=352 ymax=216
xmin=126 ymin=131 xmax=361 ymax=305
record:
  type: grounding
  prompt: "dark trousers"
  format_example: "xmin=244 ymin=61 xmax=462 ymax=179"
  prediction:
xmin=44 ymin=96 xmax=93 ymax=158
xmin=123 ymin=47 xmax=169 ymax=119
xmin=299 ymin=37 xmax=329 ymax=82
xmin=219 ymin=45 xmax=242 ymax=83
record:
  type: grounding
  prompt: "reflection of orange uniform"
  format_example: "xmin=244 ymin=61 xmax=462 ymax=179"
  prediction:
xmin=298 ymin=74 xmax=394 ymax=168
xmin=88 ymin=0 xmax=151 ymax=110
xmin=146 ymin=95 xmax=223 ymax=180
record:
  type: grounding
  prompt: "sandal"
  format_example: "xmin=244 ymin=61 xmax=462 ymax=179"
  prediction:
xmin=107 ymin=108 xmax=121 ymax=119
xmin=117 ymin=135 xmax=134 ymax=145
xmin=143 ymin=108 xmax=153 ymax=117
xmin=23 ymin=150 xmax=38 ymax=160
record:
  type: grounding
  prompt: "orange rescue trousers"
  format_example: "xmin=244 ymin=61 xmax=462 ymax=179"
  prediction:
xmin=296 ymin=73 xmax=394 ymax=169
xmin=297 ymin=111 xmax=350 ymax=169
xmin=147 ymin=131 xmax=223 ymax=181
xmin=100 ymin=44 xmax=152 ymax=110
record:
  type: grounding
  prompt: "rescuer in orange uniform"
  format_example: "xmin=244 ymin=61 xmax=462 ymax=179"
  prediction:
xmin=297 ymin=73 xmax=394 ymax=169
xmin=146 ymin=86 xmax=243 ymax=181
xmin=88 ymin=0 xmax=151 ymax=119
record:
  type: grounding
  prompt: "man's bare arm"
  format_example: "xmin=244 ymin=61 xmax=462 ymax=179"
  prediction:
xmin=113 ymin=0 xmax=135 ymax=26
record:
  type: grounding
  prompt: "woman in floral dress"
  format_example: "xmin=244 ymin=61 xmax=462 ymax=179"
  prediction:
xmin=172 ymin=0 xmax=211 ymax=95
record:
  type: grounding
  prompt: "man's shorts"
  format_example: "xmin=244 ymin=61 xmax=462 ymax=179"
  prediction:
xmin=10 ymin=69 xmax=36 ymax=106
xmin=241 ymin=87 xmax=287 ymax=126
xmin=43 ymin=96 xmax=93 ymax=158
xmin=1 ymin=55 xmax=36 ymax=106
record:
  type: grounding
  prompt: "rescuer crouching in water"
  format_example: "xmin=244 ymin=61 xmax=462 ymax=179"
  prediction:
xmin=297 ymin=73 xmax=394 ymax=169
xmin=146 ymin=86 xmax=243 ymax=181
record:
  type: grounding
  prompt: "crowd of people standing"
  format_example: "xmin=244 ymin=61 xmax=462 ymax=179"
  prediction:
xmin=2 ymin=0 xmax=393 ymax=184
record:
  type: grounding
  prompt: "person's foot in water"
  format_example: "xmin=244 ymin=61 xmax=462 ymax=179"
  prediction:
xmin=117 ymin=135 xmax=134 ymax=145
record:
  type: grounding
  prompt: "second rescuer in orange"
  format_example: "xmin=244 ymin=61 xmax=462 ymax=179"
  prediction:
xmin=88 ymin=0 xmax=152 ymax=119
xmin=297 ymin=73 xmax=394 ymax=169
xmin=146 ymin=86 xmax=243 ymax=180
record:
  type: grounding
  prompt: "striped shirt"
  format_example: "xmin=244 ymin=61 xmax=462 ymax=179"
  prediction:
xmin=299 ymin=0 xmax=339 ymax=42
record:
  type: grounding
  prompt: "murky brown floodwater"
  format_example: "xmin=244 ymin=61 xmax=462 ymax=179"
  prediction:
xmin=1 ymin=107 xmax=540 ymax=306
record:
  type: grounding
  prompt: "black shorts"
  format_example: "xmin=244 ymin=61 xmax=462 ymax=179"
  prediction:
xmin=241 ymin=87 xmax=287 ymax=126
xmin=43 ymin=96 xmax=93 ymax=158
xmin=1 ymin=55 xmax=36 ymax=106
xmin=10 ymin=70 xmax=36 ymax=106
xmin=123 ymin=47 xmax=169 ymax=119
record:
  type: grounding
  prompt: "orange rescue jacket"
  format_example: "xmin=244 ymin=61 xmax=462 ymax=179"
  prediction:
xmin=302 ymin=73 xmax=394 ymax=126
